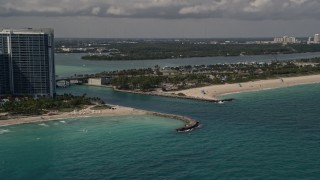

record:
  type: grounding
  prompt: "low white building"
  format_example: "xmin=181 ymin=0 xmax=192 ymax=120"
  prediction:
xmin=88 ymin=77 xmax=111 ymax=86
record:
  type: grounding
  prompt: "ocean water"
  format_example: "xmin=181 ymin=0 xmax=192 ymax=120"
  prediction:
xmin=55 ymin=52 xmax=320 ymax=77
xmin=1 ymin=84 xmax=320 ymax=179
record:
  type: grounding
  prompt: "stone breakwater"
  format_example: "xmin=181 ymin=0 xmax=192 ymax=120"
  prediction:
xmin=114 ymin=88 xmax=235 ymax=103
xmin=147 ymin=111 xmax=200 ymax=132
xmin=112 ymin=88 xmax=237 ymax=132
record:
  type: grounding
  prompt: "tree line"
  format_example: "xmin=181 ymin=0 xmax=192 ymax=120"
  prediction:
xmin=0 ymin=94 xmax=104 ymax=115
xmin=82 ymin=43 xmax=320 ymax=61
xmin=109 ymin=59 xmax=320 ymax=91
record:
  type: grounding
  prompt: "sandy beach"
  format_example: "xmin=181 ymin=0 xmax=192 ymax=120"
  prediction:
xmin=4 ymin=74 xmax=319 ymax=128
xmin=0 ymin=105 xmax=146 ymax=127
xmin=173 ymin=74 xmax=320 ymax=100
xmin=0 ymin=105 xmax=199 ymax=132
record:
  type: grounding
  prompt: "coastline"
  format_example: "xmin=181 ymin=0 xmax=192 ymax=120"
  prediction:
xmin=0 ymin=105 xmax=145 ymax=128
xmin=106 ymin=74 xmax=320 ymax=102
xmin=0 ymin=105 xmax=199 ymax=132
xmin=113 ymin=88 xmax=234 ymax=103
xmin=4 ymin=74 xmax=320 ymax=131
xmin=77 ymin=51 xmax=320 ymax=61
xmin=173 ymin=74 xmax=320 ymax=100
xmin=31 ymin=74 xmax=320 ymax=132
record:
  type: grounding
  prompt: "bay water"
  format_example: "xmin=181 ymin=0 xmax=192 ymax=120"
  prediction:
xmin=56 ymin=52 xmax=320 ymax=77
xmin=1 ymin=84 xmax=320 ymax=179
xmin=1 ymin=53 xmax=320 ymax=179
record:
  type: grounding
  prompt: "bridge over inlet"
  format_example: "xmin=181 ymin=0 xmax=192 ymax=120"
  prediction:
xmin=56 ymin=76 xmax=89 ymax=87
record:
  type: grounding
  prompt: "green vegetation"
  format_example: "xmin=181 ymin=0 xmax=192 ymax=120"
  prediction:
xmin=111 ymin=76 xmax=163 ymax=91
xmin=96 ymin=68 xmax=155 ymax=77
xmin=81 ymin=43 xmax=320 ymax=61
xmin=0 ymin=94 xmax=105 ymax=115
xmin=177 ymin=93 xmax=186 ymax=97
xmin=107 ymin=57 xmax=320 ymax=91
xmin=91 ymin=104 xmax=112 ymax=110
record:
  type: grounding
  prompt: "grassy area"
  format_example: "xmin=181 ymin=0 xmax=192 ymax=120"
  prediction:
xmin=177 ymin=93 xmax=186 ymax=96
xmin=91 ymin=105 xmax=112 ymax=110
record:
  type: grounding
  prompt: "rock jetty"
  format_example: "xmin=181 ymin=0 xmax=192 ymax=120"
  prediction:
xmin=148 ymin=111 xmax=200 ymax=132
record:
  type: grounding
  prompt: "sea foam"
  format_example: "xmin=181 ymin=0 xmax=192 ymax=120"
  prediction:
xmin=38 ymin=123 xmax=49 ymax=127
xmin=0 ymin=129 xmax=11 ymax=135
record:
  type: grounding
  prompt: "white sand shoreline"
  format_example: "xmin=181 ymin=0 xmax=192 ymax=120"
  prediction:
xmin=0 ymin=105 xmax=199 ymax=132
xmin=0 ymin=105 xmax=146 ymax=128
xmin=173 ymin=74 xmax=320 ymax=100
xmin=3 ymin=74 xmax=319 ymax=128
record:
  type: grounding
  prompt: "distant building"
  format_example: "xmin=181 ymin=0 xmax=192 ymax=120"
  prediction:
xmin=273 ymin=36 xmax=297 ymax=44
xmin=88 ymin=77 xmax=111 ymax=86
xmin=273 ymin=37 xmax=284 ymax=44
xmin=314 ymin=34 xmax=320 ymax=44
xmin=307 ymin=37 xmax=312 ymax=44
xmin=0 ymin=28 xmax=55 ymax=97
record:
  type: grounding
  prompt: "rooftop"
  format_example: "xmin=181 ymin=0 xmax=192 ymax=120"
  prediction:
xmin=0 ymin=28 xmax=54 ymax=35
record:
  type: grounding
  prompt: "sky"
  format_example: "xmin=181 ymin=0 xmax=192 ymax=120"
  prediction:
xmin=0 ymin=0 xmax=319 ymax=38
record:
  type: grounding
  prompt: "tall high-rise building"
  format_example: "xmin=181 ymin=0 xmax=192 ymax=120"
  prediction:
xmin=0 ymin=28 xmax=55 ymax=97
xmin=0 ymin=53 xmax=10 ymax=95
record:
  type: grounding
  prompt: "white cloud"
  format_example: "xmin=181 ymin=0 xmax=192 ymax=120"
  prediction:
xmin=132 ymin=0 xmax=186 ymax=9
xmin=179 ymin=5 xmax=217 ymax=15
xmin=0 ymin=0 xmax=319 ymax=20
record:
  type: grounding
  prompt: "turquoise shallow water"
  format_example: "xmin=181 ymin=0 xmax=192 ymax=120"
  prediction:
xmin=0 ymin=116 xmax=184 ymax=179
xmin=1 ymin=84 xmax=320 ymax=179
